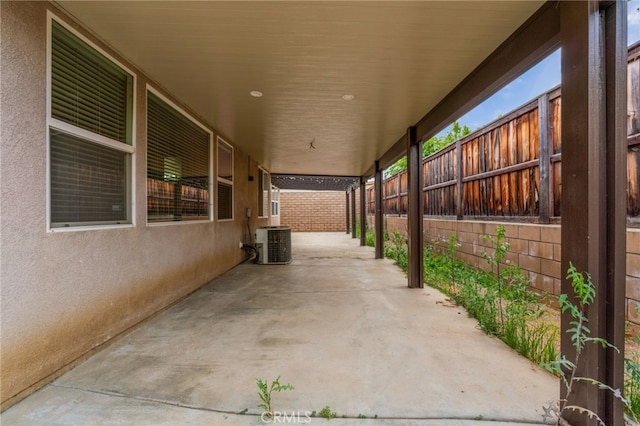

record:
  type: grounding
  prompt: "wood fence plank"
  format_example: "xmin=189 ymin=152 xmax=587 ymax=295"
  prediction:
xmin=530 ymin=110 xmax=539 ymax=160
xmin=628 ymin=59 xmax=640 ymax=136
xmin=629 ymin=149 xmax=640 ymax=216
xmin=493 ymin=129 xmax=502 ymax=213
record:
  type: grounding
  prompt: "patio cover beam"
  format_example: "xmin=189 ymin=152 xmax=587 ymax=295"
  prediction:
xmin=559 ymin=1 xmax=626 ymax=424
xmin=407 ymin=126 xmax=424 ymax=288
xmin=375 ymin=161 xmax=384 ymax=259
xmin=360 ymin=177 xmax=366 ymax=246
xmin=346 ymin=191 xmax=350 ymax=234
xmin=351 ymin=187 xmax=357 ymax=239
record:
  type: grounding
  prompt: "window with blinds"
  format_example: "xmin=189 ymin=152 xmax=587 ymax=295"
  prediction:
xmin=258 ymin=168 xmax=269 ymax=217
xmin=217 ymin=138 xmax=234 ymax=220
xmin=147 ymin=91 xmax=211 ymax=222
xmin=49 ymin=18 xmax=133 ymax=228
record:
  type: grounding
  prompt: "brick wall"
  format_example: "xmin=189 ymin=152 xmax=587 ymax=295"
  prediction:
xmin=373 ymin=216 xmax=640 ymax=327
xmin=280 ymin=191 xmax=346 ymax=232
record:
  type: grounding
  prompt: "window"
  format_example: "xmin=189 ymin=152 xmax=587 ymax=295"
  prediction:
xmin=258 ymin=168 xmax=269 ymax=217
xmin=146 ymin=90 xmax=211 ymax=222
xmin=48 ymin=18 xmax=134 ymax=228
xmin=217 ymin=138 xmax=234 ymax=220
xmin=271 ymin=186 xmax=280 ymax=216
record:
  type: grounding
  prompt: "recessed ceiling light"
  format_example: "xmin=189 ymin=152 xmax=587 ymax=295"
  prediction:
xmin=342 ymin=94 xmax=355 ymax=101
xmin=250 ymin=90 xmax=263 ymax=98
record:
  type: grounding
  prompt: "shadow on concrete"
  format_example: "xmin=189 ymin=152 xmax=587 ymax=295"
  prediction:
xmin=2 ymin=232 xmax=557 ymax=425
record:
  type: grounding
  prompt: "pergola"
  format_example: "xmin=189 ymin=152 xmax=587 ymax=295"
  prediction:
xmin=53 ymin=1 xmax=628 ymax=423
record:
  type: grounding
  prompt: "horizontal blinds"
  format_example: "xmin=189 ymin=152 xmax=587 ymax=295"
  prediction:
xmin=50 ymin=130 xmax=128 ymax=225
xmin=147 ymin=92 xmax=210 ymax=222
xmin=51 ymin=21 xmax=131 ymax=144
xmin=218 ymin=182 xmax=233 ymax=220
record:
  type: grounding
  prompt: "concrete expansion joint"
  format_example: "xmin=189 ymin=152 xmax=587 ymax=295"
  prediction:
xmin=43 ymin=383 xmax=554 ymax=424
xmin=49 ymin=382 xmax=243 ymax=416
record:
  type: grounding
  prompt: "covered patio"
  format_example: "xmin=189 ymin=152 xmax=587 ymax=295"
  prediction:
xmin=1 ymin=233 xmax=557 ymax=425
xmin=0 ymin=1 xmax=630 ymax=424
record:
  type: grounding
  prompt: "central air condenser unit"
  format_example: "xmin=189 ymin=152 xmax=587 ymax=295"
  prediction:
xmin=255 ymin=226 xmax=292 ymax=264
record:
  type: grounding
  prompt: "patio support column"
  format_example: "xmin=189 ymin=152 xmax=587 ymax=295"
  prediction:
xmin=360 ymin=177 xmax=366 ymax=246
xmin=375 ymin=161 xmax=384 ymax=259
xmin=560 ymin=2 xmax=626 ymax=425
xmin=345 ymin=191 xmax=350 ymax=234
xmin=351 ymin=186 xmax=356 ymax=239
xmin=406 ymin=126 xmax=423 ymax=288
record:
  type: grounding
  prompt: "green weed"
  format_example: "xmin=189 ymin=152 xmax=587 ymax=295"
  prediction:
xmin=542 ymin=264 xmax=631 ymax=425
xmin=385 ymin=227 xmax=558 ymax=367
xmin=318 ymin=406 xmax=337 ymax=420
xmin=256 ymin=376 xmax=294 ymax=419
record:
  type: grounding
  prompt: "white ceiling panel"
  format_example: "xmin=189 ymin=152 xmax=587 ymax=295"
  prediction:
xmin=55 ymin=1 xmax=544 ymax=176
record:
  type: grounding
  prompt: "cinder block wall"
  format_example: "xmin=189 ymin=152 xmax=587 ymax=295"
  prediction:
xmin=280 ymin=191 xmax=346 ymax=232
xmin=376 ymin=216 xmax=640 ymax=327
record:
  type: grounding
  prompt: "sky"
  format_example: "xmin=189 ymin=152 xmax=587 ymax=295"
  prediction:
xmin=438 ymin=1 xmax=640 ymax=137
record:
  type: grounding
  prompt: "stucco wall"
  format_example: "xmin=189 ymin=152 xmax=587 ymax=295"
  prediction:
xmin=0 ymin=2 xmax=274 ymax=409
xmin=376 ymin=216 xmax=640 ymax=328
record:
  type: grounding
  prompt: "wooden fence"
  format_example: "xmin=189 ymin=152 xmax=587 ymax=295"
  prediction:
xmin=368 ymin=42 xmax=640 ymax=225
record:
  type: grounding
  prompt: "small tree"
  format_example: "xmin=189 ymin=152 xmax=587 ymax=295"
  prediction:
xmin=385 ymin=121 xmax=471 ymax=176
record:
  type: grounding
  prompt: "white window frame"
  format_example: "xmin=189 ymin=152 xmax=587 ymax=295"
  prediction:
xmin=217 ymin=137 xmax=234 ymax=221
xmin=146 ymin=86 xmax=213 ymax=225
xmin=46 ymin=13 xmax=136 ymax=231
xmin=271 ymin=185 xmax=280 ymax=217
xmin=258 ymin=167 xmax=270 ymax=218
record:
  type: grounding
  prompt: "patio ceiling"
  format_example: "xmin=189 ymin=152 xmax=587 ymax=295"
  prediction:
xmin=270 ymin=174 xmax=360 ymax=192
xmin=54 ymin=1 xmax=544 ymax=178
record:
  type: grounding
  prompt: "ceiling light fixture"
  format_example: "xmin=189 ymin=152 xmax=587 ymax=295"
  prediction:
xmin=250 ymin=90 xmax=263 ymax=98
xmin=342 ymin=94 xmax=355 ymax=101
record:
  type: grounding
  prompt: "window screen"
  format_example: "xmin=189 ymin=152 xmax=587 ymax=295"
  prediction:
xmin=49 ymin=19 xmax=133 ymax=228
xmin=50 ymin=130 xmax=128 ymax=224
xmin=258 ymin=168 xmax=269 ymax=217
xmin=217 ymin=139 xmax=234 ymax=220
xmin=147 ymin=92 xmax=210 ymax=222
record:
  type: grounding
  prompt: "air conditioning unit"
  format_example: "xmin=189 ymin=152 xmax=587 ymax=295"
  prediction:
xmin=255 ymin=226 xmax=292 ymax=264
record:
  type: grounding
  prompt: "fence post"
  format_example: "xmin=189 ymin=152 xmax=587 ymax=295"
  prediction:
xmin=456 ymin=139 xmax=463 ymax=219
xmin=538 ymin=92 xmax=551 ymax=223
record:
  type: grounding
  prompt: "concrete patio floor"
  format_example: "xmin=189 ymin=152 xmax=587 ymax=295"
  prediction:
xmin=2 ymin=232 xmax=558 ymax=426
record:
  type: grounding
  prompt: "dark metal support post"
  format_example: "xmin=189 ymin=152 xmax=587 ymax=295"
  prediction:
xmin=360 ymin=177 xmax=366 ymax=246
xmin=560 ymin=2 xmax=626 ymax=424
xmin=345 ymin=191 xmax=350 ymax=234
xmin=351 ymin=187 xmax=357 ymax=238
xmin=374 ymin=161 xmax=384 ymax=259
xmin=604 ymin=2 xmax=627 ymax=423
xmin=407 ymin=126 xmax=423 ymax=288
xmin=538 ymin=92 xmax=551 ymax=223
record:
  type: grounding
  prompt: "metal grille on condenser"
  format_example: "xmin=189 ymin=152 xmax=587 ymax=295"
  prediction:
xmin=268 ymin=229 xmax=292 ymax=263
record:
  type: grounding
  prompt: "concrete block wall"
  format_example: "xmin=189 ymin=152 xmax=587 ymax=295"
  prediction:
xmin=280 ymin=191 xmax=346 ymax=232
xmin=376 ymin=216 xmax=640 ymax=327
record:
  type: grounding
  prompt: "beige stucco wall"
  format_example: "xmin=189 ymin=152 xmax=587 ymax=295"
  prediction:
xmin=0 ymin=2 xmax=274 ymax=409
